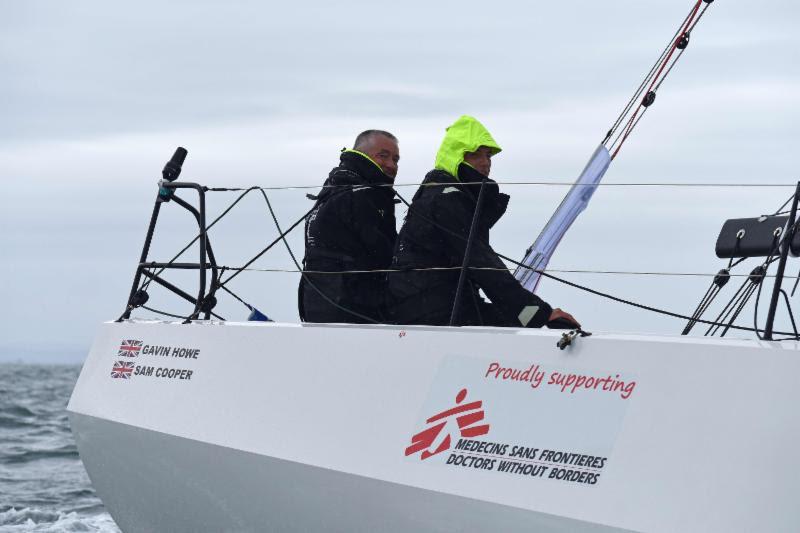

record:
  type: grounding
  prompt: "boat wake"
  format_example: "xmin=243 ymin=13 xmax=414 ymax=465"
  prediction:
xmin=0 ymin=507 xmax=119 ymax=532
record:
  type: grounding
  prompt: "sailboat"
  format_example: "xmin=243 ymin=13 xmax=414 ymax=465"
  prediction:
xmin=68 ymin=1 xmax=800 ymax=531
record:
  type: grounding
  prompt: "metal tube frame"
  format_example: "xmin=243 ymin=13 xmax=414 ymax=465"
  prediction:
xmin=449 ymin=178 xmax=487 ymax=327
xmin=763 ymin=181 xmax=800 ymax=340
xmin=118 ymin=181 xmax=216 ymax=322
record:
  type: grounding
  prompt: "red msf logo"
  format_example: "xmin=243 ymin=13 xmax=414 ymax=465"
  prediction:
xmin=404 ymin=388 xmax=490 ymax=460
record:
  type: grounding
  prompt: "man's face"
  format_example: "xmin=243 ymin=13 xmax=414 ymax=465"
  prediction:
xmin=364 ymin=135 xmax=400 ymax=180
xmin=463 ymin=146 xmax=494 ymax=177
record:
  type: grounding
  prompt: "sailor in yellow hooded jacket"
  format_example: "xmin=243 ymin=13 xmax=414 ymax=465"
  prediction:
xmin=387 ymin=115 xmax=578 ymax=328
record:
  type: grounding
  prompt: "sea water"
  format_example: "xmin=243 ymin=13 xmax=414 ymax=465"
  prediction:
xmin=0 ymin=364 xmax=119 ymax=532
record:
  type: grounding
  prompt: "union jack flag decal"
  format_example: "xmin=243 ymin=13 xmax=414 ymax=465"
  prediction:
xmin=118 ymin=340 xmax=142 ymax=358
xmin=111 ymin=361 xmax=135 ymax=379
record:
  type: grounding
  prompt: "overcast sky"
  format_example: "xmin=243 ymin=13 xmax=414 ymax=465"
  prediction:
xmin=1 ymin=1 xmax=798 ymax=362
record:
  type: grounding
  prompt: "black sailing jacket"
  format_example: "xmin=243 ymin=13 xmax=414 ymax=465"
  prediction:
xmin=387 ymin=163 xmax=553 ymax=327
xmin=299 ymin=150 xmax=397 ymax=323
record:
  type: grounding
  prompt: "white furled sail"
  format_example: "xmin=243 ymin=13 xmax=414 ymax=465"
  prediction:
xmin=514 ymin=145 xmax=611 ymax=292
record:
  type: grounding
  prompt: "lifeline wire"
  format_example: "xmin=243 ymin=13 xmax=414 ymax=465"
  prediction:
xmin=142 ymin=186 xmax=260 ymax=291
xmin=240 ymin=186 xmax=758 ymax=332
xmin=166 ymin=182 xmax=794 ymax=289
xmin=208 ymin=181 xmax=796 ymax=192
xmin=222 ymin=266 xmax=787 ymax=279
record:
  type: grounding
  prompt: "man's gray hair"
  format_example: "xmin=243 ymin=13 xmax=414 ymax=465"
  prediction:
xmin=353 ymin=130 xmax=397 ymax=151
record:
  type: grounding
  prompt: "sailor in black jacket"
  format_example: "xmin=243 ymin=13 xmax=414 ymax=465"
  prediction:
xmin=387 ymin=116 xmax=578 ymax=328
xmin=299 ymin=130 xmax=399 ymax=323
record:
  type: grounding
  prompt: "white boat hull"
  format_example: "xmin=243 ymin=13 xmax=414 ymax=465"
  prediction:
xmin=68 ymin=321 xmax=800 ymax=532
xmin=70 ymin=412 xmax=623 ymax=532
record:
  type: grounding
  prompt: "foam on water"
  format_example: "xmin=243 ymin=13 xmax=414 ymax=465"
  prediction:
xmin=0 ymin=507 xmax=119 ymax=532
xmin=0 ymin=364 xmax=119 ymax=532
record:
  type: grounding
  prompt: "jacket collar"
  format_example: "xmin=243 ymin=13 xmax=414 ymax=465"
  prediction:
xmin=455 ymin=164 xmax=510 ymax=229
xmin=416 ymin=166 xmax=509 ymax=229
xmin=338 ymin=150 xmax=392 ymax=187
xmin=314 ymin=150 xmax=393 ymax=202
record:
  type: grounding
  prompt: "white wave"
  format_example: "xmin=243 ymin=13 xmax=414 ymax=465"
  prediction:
xmin=0 ymin=507 xmax=119 ymax=533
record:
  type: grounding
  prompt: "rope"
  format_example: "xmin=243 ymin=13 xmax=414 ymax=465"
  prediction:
xmin=137 ymin=162 xmax=798 ymax=337
xmin=773 ymin=194 xmax=796 ymax=216
xmin=534 ymin=266 xmax=794 ymax=337
xmin=257 ymin=189 xmax=380 ymax=324
xmin=389 ymin=188 xmax=798 ymax=337
xmin=245 ymin=187 xmax=793 ymax=335
xmin=603 ymin=4 xmax=696 ymax=144
xmin=683 ymin=280 xmax=719 ymax=334
xmin=683 ymin=267 xmax=734 ymax=335
xmin=609 ymin=0 xmax=712 ymax=159
xmin=216 ymin=204 xmax=317 ymax=288
xmin=217 ymin=284 xmax=254 ymax=312
xmin=140 ymin=305 xmax=191 ymax=321
xmin=611 ymin=1 xmax=705 ymax=156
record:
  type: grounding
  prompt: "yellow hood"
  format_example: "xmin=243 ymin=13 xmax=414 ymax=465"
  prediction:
xmin=433 ymin=115 xmax=502 ymax=178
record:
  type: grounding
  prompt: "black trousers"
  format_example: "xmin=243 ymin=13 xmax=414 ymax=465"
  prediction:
xmin=298 ymin=273 xmax=383 ymax=324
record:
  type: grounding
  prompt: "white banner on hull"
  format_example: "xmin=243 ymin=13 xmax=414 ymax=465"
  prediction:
xmin=404 ymin=354 xmax=634 ymax=488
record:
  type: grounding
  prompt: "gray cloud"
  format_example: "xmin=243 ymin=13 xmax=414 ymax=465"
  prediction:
xmin=3 ymin=1 xmax=797 ymax=143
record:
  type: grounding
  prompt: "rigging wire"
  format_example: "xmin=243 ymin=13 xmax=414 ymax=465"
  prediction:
xmin=133 ymin=182 xmax=799 ymax=337
xmin=610 ymin=0 xmax=707 ymax=154
xmin=390 ymin=188 xmax=798 ymax=337
xmin=142 ymin=186 xmax=260 ymax=291
xmin=682 ymin=274 xmax=724 ymax=334
xmin=218 ymin=183 xmax=796 ymax=336
xmin=607 ymin=0 xmax=713 ymax=159
xmin=217 ymin=283 xmax=256 ymax=314
xmin=651 ymin=2 xmax=713 ymax=96
xmin=215 ymin=204 xmax=318 ymax=289
xmin=208 ymin=265 xmax=258 ymax=315
xmin=773 ymin=194 xmax=796 ymax=216
xmin=136 ymin=172 xmax=799 ymax=337
xmin=602 ymin=5 xmax=696 ymax=145
xmin=257 ymin=189 xmax=380 ymax=324
xmin=682 ymin=259 xmax=746 ymax=335
xmin=123 ymin=1 xmax=797 ymax=333
xmin=531 ymin=262 xmax=795 ymax=338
